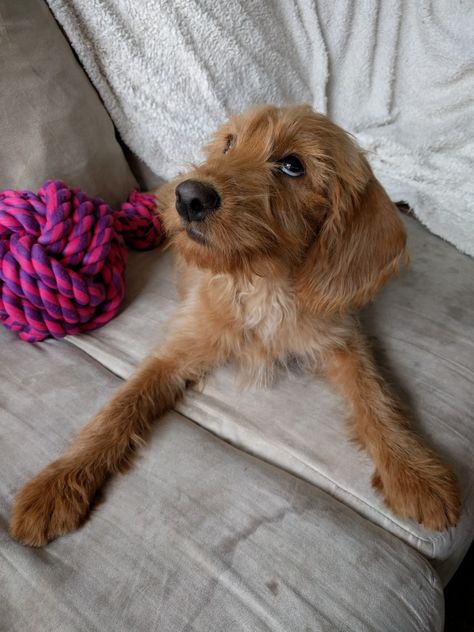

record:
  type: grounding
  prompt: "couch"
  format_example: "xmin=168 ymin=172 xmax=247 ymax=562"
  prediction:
xmin=1 ymin=2 xmax=473 ymax=631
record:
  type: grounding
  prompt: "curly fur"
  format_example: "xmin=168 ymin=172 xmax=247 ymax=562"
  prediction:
xmin=10 ymin=105 xmax=459 ymax=546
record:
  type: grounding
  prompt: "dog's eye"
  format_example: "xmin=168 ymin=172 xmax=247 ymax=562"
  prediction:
xmin=278 ymin=155 xmax=305 ymax=177
xmin=224 ymin=135 xmax=235 ymax=154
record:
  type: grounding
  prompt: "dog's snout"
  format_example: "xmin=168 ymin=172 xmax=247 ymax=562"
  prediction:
xmin=175 ymin=180 xmax=221 ymax=222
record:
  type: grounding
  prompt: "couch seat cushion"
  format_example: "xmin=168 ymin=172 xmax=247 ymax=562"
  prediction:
xmin=0 ymin=330 xmax=443 ymax=631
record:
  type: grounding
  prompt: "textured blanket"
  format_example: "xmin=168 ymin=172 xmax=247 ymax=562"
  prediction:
xmin=47 ymin=0 xmax=474 ymax=256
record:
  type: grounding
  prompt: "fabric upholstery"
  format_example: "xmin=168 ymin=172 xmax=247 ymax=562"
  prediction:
xmin=1 ymin=2 xmax=468 ymax=627
xmin=0 ymin=331 xmax=444 ymax=631
xmin=0 ymin=0 xmax=137 ymax=205
xmin=66 ymin=215 xmax=474 ymax=585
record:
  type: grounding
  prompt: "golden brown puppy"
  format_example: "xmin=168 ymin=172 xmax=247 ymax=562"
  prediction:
xmin=10 ymin=105 xmax=460 ymax=546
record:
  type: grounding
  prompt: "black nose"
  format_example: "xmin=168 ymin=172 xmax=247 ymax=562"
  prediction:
xmin=175 ymin=179 xmax=221 ymax=222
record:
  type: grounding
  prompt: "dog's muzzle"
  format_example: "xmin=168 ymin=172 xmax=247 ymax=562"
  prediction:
xmin=175 ymin=179 xmax=221 ymax=222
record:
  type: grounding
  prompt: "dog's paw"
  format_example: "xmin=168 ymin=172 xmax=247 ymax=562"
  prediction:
xmin=10 ymin=460 xmax=94 ymax=546
xmin=372 ymin=459 xmax=460 ymax=531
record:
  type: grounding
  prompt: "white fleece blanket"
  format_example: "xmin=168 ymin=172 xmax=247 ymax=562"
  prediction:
xmin=47 ymin=0 xmax=474 ymax=256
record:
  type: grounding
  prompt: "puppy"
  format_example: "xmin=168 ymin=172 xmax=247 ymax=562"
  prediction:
xmin=10 ymin=105 xmax=460 ymax=546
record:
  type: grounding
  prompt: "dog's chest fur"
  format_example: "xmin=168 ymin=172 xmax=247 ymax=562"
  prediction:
xmin=203 ymin=273 xmax=303 ymax=384
xmin=179 ymin=262 xmax=349 ymax=382
xmin=180 ymin=262 xmax=297 ymax=344
xmin=204 ymin=271 xmax=334 ymax=358
xmin=229 ymin=275 xmax=296 ymax=342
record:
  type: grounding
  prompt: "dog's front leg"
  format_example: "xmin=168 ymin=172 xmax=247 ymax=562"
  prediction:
xmin=323 ymin=332 xmax=460 ymax=531
xmin=10 ymin=326 xmax=225 ymax=546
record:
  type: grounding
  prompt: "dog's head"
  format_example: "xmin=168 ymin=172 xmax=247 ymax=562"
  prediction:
xmin=159 ymin=104 xmax=407 ymax=314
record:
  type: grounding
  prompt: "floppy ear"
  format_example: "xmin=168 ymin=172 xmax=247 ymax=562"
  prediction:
xmin=296 ymin=168 xmax=408 ymax=315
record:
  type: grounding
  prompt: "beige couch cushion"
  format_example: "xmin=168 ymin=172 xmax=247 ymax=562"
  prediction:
xmin=66 ymin=215 xmax=474 ymax=584
xmin=0 ymin=330 xmax=444 ymax=631
xmin=0 ymin=0 xmax=136 ymax=205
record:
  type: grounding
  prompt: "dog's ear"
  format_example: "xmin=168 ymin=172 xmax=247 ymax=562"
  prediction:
xmin=296 ymin=162 xmax=407 ymax=315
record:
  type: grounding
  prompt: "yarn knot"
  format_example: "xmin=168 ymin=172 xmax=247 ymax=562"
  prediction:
xmin=0 ymin=180 xmax=162 ymax=341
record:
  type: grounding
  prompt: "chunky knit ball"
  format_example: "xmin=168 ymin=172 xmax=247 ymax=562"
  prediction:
xmin=0 ymin=180 xmax=161 ymax=342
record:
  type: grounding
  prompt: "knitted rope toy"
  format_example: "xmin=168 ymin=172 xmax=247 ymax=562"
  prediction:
xmin=0 ymin=180 xmax=162 ymax=342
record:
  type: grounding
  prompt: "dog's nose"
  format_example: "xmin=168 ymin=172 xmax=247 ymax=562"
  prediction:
xmin=175 ymin=180 xmax=221 ymax=222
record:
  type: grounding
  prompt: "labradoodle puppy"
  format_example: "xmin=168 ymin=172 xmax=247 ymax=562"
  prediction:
xmin=10 ymin=105 xmax=460 ymax=546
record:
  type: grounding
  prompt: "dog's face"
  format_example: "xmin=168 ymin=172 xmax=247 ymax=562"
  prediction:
xmin=160 ymin=104 xmax=407 ymax=313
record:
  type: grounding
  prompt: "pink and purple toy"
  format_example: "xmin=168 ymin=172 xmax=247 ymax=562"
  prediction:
xmin=0 ymin=180 xmax=161 ymax=342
